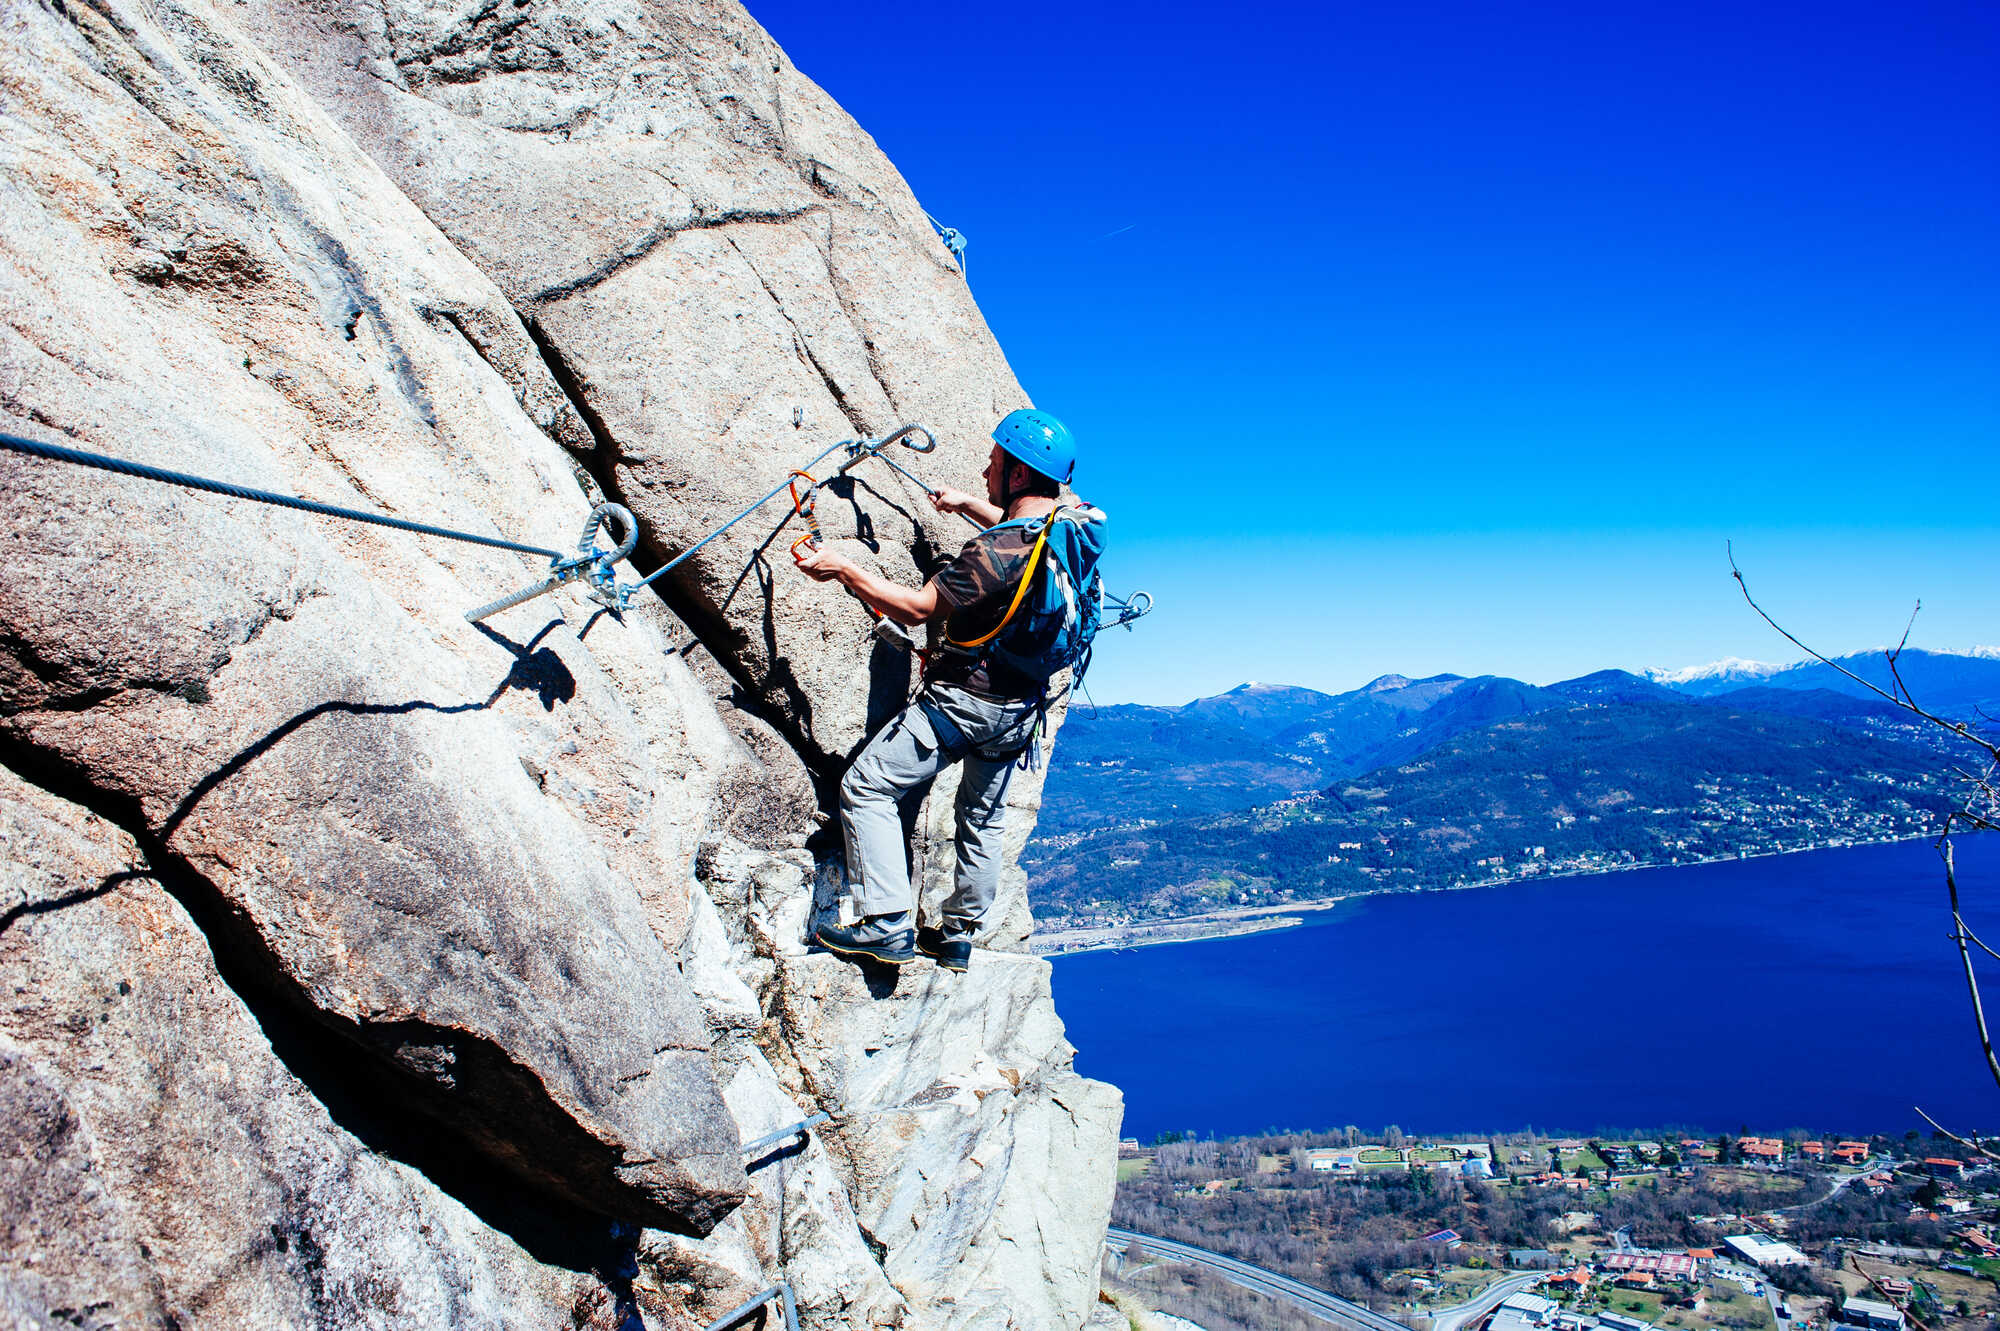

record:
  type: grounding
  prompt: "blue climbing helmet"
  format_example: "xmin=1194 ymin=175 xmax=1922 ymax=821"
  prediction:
xmin=992 ymin=408 xmax=1076 ymax=485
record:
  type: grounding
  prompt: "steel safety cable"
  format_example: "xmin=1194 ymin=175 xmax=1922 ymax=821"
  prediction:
xmin=0 ymin=431 xmax=567 ymax=559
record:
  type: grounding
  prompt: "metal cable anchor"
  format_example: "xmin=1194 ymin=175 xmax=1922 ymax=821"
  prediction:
xmin=834 ymin=422 xmax=937 ymax=475
xmin=465 ymin=501 xmax=638 ymax=623
xmin=1106 ymin=589 xmax=1154 ymax=629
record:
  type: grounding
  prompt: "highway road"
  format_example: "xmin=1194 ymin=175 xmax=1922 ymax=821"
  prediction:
xmin=1429 ymin=1273 xmax=1547 ymax=1331
xmin=1107 ymin=1227 xmax=1413 ymax=1331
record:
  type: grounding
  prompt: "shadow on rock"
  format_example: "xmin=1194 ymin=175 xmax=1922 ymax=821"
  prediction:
xmin=860 ymin=963 xmax=905 ymax=999
xmin=475 ymin=620 xmax=576 ymax=709
xmin=160 ymin=620 xmax=568 ymax=845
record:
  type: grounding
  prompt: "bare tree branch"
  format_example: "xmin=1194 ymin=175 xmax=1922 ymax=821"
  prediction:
xmin=1958 ymin=918 xmax=2000 ymax=965
xmin=1940 ymin=828 xmax=2000 ymax=1094
xmin=1731 ymin=554 xmax=2000 ymax=1136
xmin=1728 ymin=545 xmax=2000 ymax=763
xmin=1893 ymin=604 xmax=1920 ymax=662
xmin=1912 ymin=1106 xmax=2000 ymax=1164
xmin=1886 ymin=603 xmax=1921 ymax=707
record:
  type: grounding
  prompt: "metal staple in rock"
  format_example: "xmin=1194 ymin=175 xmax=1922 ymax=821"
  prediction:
xmin=923 ymin=209 xmax=968 ymax=273
xmin=704 ymin=1282 xmax=799 ymax=1331
xmin=739 ymin=1111 xmax=832 ymax=1164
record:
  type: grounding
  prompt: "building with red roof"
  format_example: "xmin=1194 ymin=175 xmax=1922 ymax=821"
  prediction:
xmin=1601 ymin=1253 xmax=1697 ymax=1280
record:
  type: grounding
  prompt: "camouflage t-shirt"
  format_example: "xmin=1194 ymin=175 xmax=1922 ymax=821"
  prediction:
xmin=926 ymin=523 xmax=1046 ymax=700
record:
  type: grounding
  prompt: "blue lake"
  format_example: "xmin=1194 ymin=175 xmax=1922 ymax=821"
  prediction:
xmin=1050 ymin=835 xmax=2000 ymax=1142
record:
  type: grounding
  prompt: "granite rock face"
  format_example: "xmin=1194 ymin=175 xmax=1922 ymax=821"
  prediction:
xmin=0 ymin=766 xmax=620 ymax=1329
xmin=245 ymin=0 xmax=1031 ymax=769
xmin=0 ymin=0 xmax=743 ymax=1235
xmin=0 ymin=0 xmax=1120 ymax=1324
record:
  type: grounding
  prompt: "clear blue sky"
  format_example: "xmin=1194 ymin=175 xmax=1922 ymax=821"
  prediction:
xmin=747 ymin=0 xmax=1999 ymax=704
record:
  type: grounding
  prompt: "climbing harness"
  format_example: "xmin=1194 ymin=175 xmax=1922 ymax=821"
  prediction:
xmin=924 ymin=504 xmax=1111 ymax=770
xmin=0 ymin=430 xmax=644 ymax=625
xmin=923 ymin=210 xmax=968 ymax=274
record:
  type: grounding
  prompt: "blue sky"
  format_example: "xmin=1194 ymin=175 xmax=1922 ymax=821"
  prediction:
xmin=747 ymin=0 xmax=1999 ymax=704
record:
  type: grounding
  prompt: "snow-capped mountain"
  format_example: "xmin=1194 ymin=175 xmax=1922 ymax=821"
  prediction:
xmin=1644 ymin=657 xmax=1789 ymax=691
xmin=1649 ymin=648 xmax=2000 ymax=712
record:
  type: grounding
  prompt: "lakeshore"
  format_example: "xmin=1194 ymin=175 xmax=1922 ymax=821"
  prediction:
xmin=1031 ymin=828 xmax=1947 ymax=956
xmin=1050 ymin=835 xmax=2000 ymax=1141
xmin=1030 ymin=904 xmax=1331 ymax=956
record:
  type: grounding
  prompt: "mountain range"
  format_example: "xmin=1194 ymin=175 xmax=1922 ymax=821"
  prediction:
xmin=1644 ymin=648 xmax=2000 ymax=711
xmin=1027 ymin=649 xmax=1998 ymax=927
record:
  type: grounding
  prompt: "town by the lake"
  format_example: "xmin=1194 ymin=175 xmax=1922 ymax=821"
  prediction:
xmin=1106 ymin=1130 xmax=2000 ymax=1331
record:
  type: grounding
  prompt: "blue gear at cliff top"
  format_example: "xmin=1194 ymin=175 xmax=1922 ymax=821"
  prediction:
xmin=991 ymin=408 xmax=1076 ymax=484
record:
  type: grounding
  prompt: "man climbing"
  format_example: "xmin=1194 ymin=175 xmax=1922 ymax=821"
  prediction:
xmin=791 ymin=409 xmax=1086 ymax=972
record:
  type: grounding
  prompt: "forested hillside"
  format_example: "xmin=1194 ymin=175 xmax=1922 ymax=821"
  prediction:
xmin=1030 ymin=698 xmax=1962 ymax=926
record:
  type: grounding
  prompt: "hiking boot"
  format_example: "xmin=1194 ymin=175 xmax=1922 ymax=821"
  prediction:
xmin=917 ymin=926 xmax=973 ymax=973
xmin=815 ymin=916 xmax=915 ymax=966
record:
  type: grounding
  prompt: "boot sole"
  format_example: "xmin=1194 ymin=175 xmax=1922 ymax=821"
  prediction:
xmin=816 ymin=933 xmax=916 ymax=966
xmin=918 ymin=949 xmax=970 ymax=973
xmin=916 ymin=942 xmax=971 ymax=973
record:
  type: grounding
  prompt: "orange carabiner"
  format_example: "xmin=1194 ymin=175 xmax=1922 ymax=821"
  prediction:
xmin=787 ymin=470 xmax=817 ymax=520
xmin=787 ymin=469 xmax=823 ymax=548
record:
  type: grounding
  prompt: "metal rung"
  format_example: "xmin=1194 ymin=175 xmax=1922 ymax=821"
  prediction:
xmin=740 ymin=1111 xmax=831 ymax=1162
xmin=705 ymin=1283 xmax=798 ymax=1331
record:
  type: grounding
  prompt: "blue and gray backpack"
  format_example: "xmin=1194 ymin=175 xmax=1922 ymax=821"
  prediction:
xmin=942 ymin=504 xmax=1107 ymax=690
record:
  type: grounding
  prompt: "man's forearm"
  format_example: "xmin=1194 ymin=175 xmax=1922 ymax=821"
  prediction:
xmin=837 ymin=563 xmax=938 ymax=626
xmin=956 ymin=496 xmax=1004 ymax=527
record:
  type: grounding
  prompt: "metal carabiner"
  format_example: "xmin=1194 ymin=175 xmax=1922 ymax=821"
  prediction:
xmin=786 ymin=471 xmax=822 ymax=558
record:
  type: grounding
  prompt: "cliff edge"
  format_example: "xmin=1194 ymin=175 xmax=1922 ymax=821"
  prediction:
xmin=0 ymin=0 xmax=1120 ymax=1323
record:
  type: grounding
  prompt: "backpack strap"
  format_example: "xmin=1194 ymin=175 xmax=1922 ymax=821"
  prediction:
xmin=941 ymin=510 xmax=1056 ymax=652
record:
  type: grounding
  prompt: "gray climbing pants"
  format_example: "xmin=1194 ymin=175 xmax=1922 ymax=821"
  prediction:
xmin=839 ymin=683 xmax=1041 ymax=935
